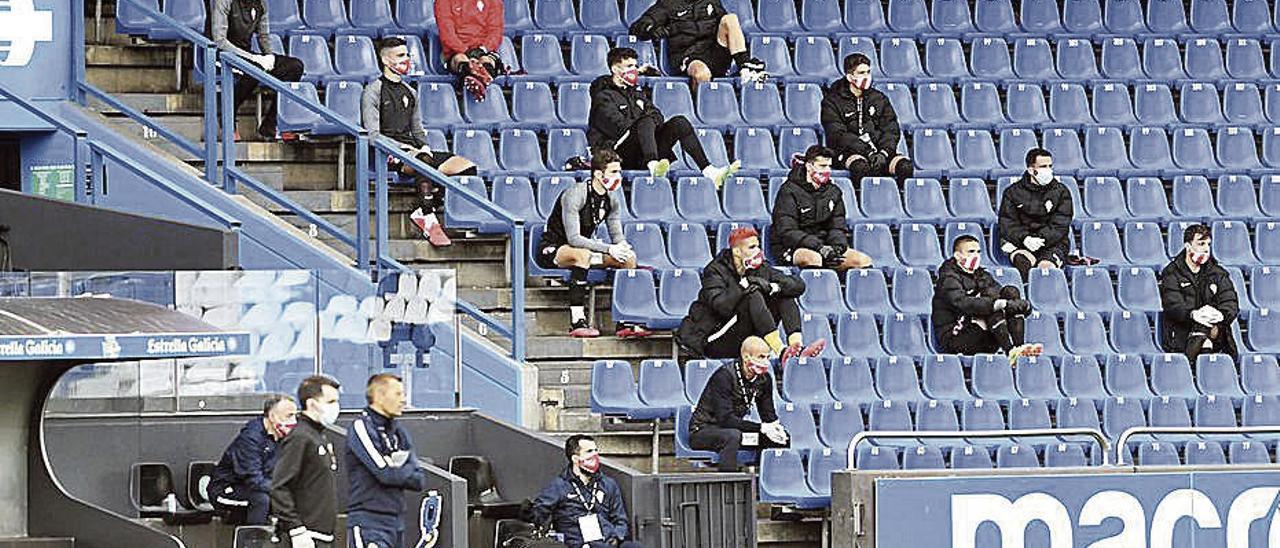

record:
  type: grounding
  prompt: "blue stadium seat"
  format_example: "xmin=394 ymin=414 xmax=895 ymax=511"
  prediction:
xmin=1084 ymin=127 xmax=1134 ymax=174
xmin=1142 ymin=39 xmax=1187 ymax=81
xmin=1045 ymin=442 xmax=1090 ymax=467
xmin=750 ymin=36 xmax=796 ymax=79
xmin=801 ymin=0 xmax=846 ymax=32
xmin=971 ymin=354 xmax=1019 ymax=402
xmin=757 ymin=0 xmax=802 ymax=34
xmin=951 ymin=445 xmax=994 ymax=469
xmin=891 ymin=267 xmax=934 ymax=315
xmin=899 ymin=224 xmax=944 ymax=268
xmin=912 ymin=129 xmax=959 ymax=177
xmin=1071 ymin=267 xmax=1118 ymax=313
xmin=579 ymin=0 xmax=625 ymax=33
xmin=903 ymin=445 xmax=946 ymax=469
xmin=504 ymin=0 xmax=535 ymax=32
xmin=930 ymin=0 xmax=975 ymax=33
xmin=698 ymin=82 xmax=744 ymax=128
xmin=998 ymin=128 xmax=1039 ymax=169
xmin=1231 ymin=0 xmax=1275 ymax=37
xmin=1150 ymin=355 xmax=1199 ymax=403
xmin=924 ymin=38 xmax=969 ymax=81
xmin=1026 ymin=311 xmax=1068 ymax=356
xmin=1180 ymin=82 xmax=1225 ymax=125
xmin=1104 ymin=0 xmax=1149 ymax=34
xmin=1253 ymin=265 xmax=1280 ymax=310
xmin=778 ymin=403 xmax=824 ymax=456
xmin=1013 ymin=39 xmax=1058 ymax=81
xmin=498 ymin=128 xmax=543 ymax=173
xmin=1184 ymin=38 xmax=1228 ymax=82
xmin=829 ymin=355 xmax=880 ymax=405
xmin=1091 ymin=83 xmax=1137 ymax=126
xmin=415 ymin=82 xmax=464 ymax=128
xmin=955 ymin=130 xmax=1000 ymax=177
xmin=1137 ymin=441 xmax=1181 ymax=465
xmin=1066 ymin=311 xmax=1112 ymax=355
xmin=1197 ymin=354 xmax=1245 ymax=398
xmin=879 ymin=83 xmax=919 ymax=127
xmin=313 ymin=81 xmax=362 ymax=136
xmin=1257 ymin=223 xmax=1280 ymax=265
xmin=1015 ymin=356 xmax=1063 ymax=400
xmin=883 ymin=314 xmax=930 ymax=357
xmin=1218 ymin=129 xmax=1263 ymax=172
xmin=657 ymin=267 xmax=699 ymax=316
xmin=1100 ymin=37 xmax=1142 ymax=81
xmin=777 ymin=127 xmax=818 ymax=168
xmin=915 ymin=83 xmax=961 ymax=127
xmin=721 ymin=178 xmax=769 ymax=223
xmin=289 ymin=35 xmax=337 ymax=83
xmin=651 ymin=81 xmax=696 ymax=124
xmin=837 ymin=36 xmax=883 ymax=78
xmin=997 ymin=444 xmax=1040 ymax=468
xmin=569 ymin=34 xmax=609 ymax=75
xmin=1106 ymin=354 xmax=1154 ymax=399
xmin=1146 ymin=0 xmax=1189 ymax=34
xmin=947 ymin=179 xmax=997 ymax=223
xmin=1049 ymin=82 xmax=1093 ymax=126
xmin=1172 ymin=126 xmax=1222 ymax=172
xmin=264 ymin=0 xmax=303 ymax=33
xmin=1124 ymin=179 xmax=1172 ymax=224
xmin=1130 ymin=127 xmax=1175 ymax=172
xmin=962 ymin=399 xmax=1005 ymax=432
xmin=916 ymin=399 xmax=961 ymax=442
xmin=1215 ymin=175 xmax=1261 ymax=220
xmin=1082 ymin=177 xmax=1127 ymax=221
xmin=302 ymin=0 xmax=352 ymax=34
xmin=785 ymin=83 xmax=823 ymax=125
xmin=869 ymin=399 xmax=914 ymax=433
xmin=532 ymin=0 xmax=582 ymax=34
xmin=591 ymin=360 xmax=664 ymax=419
xmin=733 ymin=128 xmax=782 ymax=173
xmin=1042 ymin=128 xmax=1086 ymax=174
xmin=276 ymin=82 xmax=321 ymax=133
xmin=1021 ymin=0 xmax=1065 ymax=33
xmin=960 ymin=82 xmax=1006 ymax=126
xmin=1056 ymin=0 xmax=1103 ymax=33
xmin=903 ymin=178 xmax=949 ymax=222
xmin=1265 ymin=129 xmax=1280 ymax=168
xmin=148 ymin=0 xmax=205 ymax=40
xmin=444 ymin=176 xmax=506 ymax=231
xmin=1225 ymin=38 xmax=1267 ymax=80
xmin=1056 ymin=396 xmax=1100 ymax=431
xmin=683 ymin=360 xmax=719 ymax=402
xmin=853 ymin=223 xmax=903 ymax=270
xmin=887 ymin=0 xmax=933 ymax=35
xmin=859 ymin=177 xmax=906 ymax=223
xmin=1055 ymin=39 xmax=1098 ymax=80
xmin=1061 ymin=355 xmax=1108 ymax=400
xmin=674 ymin=176 xmax=728 ymax=226
xmin=921 ymin=355 xmax=970 ymax=401
xmin=638 ymin=359 xmax=688 ymax=411
xmin=1229 ymin=440 xmax=1270 ymax=464
xmin=1028 ymin=267 xmax=1073 ymax=315
xmin=1248 ymin=309 xmax=1280 ymax=352
xmin=489 ymin=176 xmax=541 ymax=227
xmin=1212 ymin=220 xmax=1258 ymax=266
xmin=818 ymin=402 xmax=864 ymax=451
xmin=668 ymin=223 xmax=712 ymax=268
xmin=1009 ymin=398 xmax=1053 ymax=433
xmin=348 ymin=0 xmax=393 ymax=35
xmin=520 ymin=34 xmax=569 ymax=77
xmin=1110 ymin=310 xmax=1159 ymax=354
xmin=970 ymin=36 xmax=1015 ymax=80
xmin=741 ymin=82 xmax=786 ymax=127
xmin=694 ymin=129 xmax=731 ymax=171
xmin=332 ymin=34 xmax=376 ymax=79
xmin=1103 ymin=396 xmax=1148 ymax=444
xmin=462 ymin=83 xmax=512 ymax=127
xmin=1116 ymin=261 xmax=1161 ymax=319
xmin=1223 ymin=82 xmax=1265 ymax=127
xmin=1242 ymin=394 xmax=1280 ymax=432
xmin=855 ymin=445 xmax=900 ymax=470
xmin=547 ymin=82 xmax=589 ymax=127
xmin=974 ymin=0 xmax=1019 ymax=34
xmin=879 ymin=37 xmax=925 ymax=81
xmin=759 ymin=448 xmax=827 ymax=507
xmin=622 ymin=0 xmax=653 ymax=25
xmin=630 ymin=177 xmax=678 ymax=222
xmin=1171 ymin=175 xmax=1217 ymax=220
xmin=546 ymin=128 xmax=588 ymax=171
xmin=1189 ymin=0 xmax=1231 ymax=34
xmin=806 ymin=447 xmax=842 ymax=502
xmin=612 ymin=269 xmax=676 ymax=329
xmin=782 ymin=357 xmax=836 ymax=409
xmin=800 ymin=270 xmax=848 ymax=317
xmin=844 ymin=269 xmax=893 ymax=317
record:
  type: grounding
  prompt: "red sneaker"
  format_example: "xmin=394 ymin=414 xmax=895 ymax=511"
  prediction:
xmin=570 ymin=323 xmax=600 ymax=338
xmin=779 ymin=343 xmax=802 ymax=365
xmin=468 ymin=58 xmax=494 ymax=86
xmin=425 ymin=222 xmax=453 ymax=247
xmin=616 ymin=324 xmax=652 ymax=339
xmin=799 ymin=338 xmax=827 ymax=358
xmin=463 ymin=74 xmax=488 ymax=102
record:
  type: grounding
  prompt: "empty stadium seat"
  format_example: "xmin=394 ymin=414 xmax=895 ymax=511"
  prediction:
xmin=313 ymin=81 xmax=362 ymax=135
xmin=1044 ymin=442 xmax=1089 ymax=467
xmin=462 ymin=83 xmax=512 ymax=127
xmin=750 ymin=36 xmax=796 ymax=78
xmin=891 ymin=267 xmax=934 ymax=315
xmin=916 ymin=83 xmax=962 ymax=126
xmin=1106 ymin=354 xmax=1154 ymax=399
xmin=1016 ymin=356 xmax=1063 ymax=400
xmin=1147 ymin=0 xmax=1189 ymax=34
xmin=912 ymin=129 xmax=959 ymax=176
xmin=801 ymin=0 xmax=846 ymax=32
xmin=1103 ymin=396 xmax=1147 ymax=444
xmin=1056 ymin=39 xmax=1098 ymax=81
xmin=880 ymin=83 xmax=919 ymax=126
xmin=925 ymin=38 xmax=969 ymax=81
xmin=903 ymin=445 xmax=946 ymax=469
xmin=1197 ymin=354 xmax=1245 ymax=398
xmin=638 ymin=359 xmax=690 ymax=410
xmin=760 ymin=449 xmax=826 ymax=507
xmin=874 ymin=356 xmax=925 ymax=402
xmin=1070 ymin=267 xmax=1118 ymax=313
xmin=996 ymin=444 xmax=1040 ymax=468
xmin=975 ymin=0 xmax=1019 ymax=34
xmin=505 ymin=0 xmax=535 ymax=31
xmin=1172 ymin=127 xmax=1221 ymax=172
xmin=954 ymin=130 xmax=1000 ymax=177
xmin=921 ymin=355 xmax=970 ymax=401
xmin=1137 ymin=441 xmax=1181 ymax=465
xmin=829 ymin=355 xmax=880 ymax=405
xmin=1081 ymin=221 xmax=1126 ymax=265
xmin=837 ymin=312 xmax=891 ymax=358
xmin=1060 ymin=355 xmax=1107 ymax=401
xmin=1229 ymin=440 xmax=1270 ymax=464
xmin=879 ymin=37 xmax=925 ymax=80
xmin=613 ymin=269 xmax=677 ymax=329
xmin=860 ymin=177 xmax=907 ymax=223
xmin=289 ymin=35 xmax=337 ymax=83
xmin=302 ymin=0 xmax=352 ymax=34
xmin=855 ymin=445 xmax=899 ymax=470
xmin=674 ymin=177 xmax=728 ymax=226
xmin=800 ymin=270 xmax=847 ymax=316
xmin=698 ymin=82 xmax=744 ymax=128
xmin=998 ymin=128 xmax=1039 ymax=168
xmin=1064 ymin=0 xmax=1104 ymax=34
xmin=853 ymin=223 xmax=903 ymax=270
xmin=1212 ymin=220 xmax=1258 ymax=266
xmin=591 ymin=360 xmax=665 ymax=419
xmin=1184 ymin=38 xmax=1227 ymax=81
xmin=1135 ymin=83 xmax=1178 ymax=127
xmin=1013 ymin=39 xmax=1058 ymax=81
xmin=276 ymin=82 xmax=322 ymax=133
xmin=1084 ymin=127 xmax=1134 ymax=175
xmin=1056 ymin=396 xmax=1100 ymax=432
xmin=1043 ymin=128 xmax=1086 ymax=173
xmin=971 ymin=354 xmax=1019 ymax=402
xmin=1026 ymin=311 xmax=1068 ymax=356
xmin=1143 ymin=39 xmax=1187 ymax=81
xmin=1100 ymin=38 xmax=1142 ymax=80
xmin=969 ymin=36 xmax=1015 ymax=81
xmin=962 ymin=398 xmax=1005 ymax=432
xmin=947 ymin=178 xmax=997 ymax=222
xmin=844 ymin=269 xmax=893 ymax=317
xmin=1007 ymin=82 xmax=1050 ymax=125
xmin=741 ymin=83 xmax=786 ymax=127
xmin=1252 ymin=266 xmax=1280 ymax=309
xmin=1028 ymin=267 xmax=1073 ymax=315
xmin=579 ymin=0 xmax=625 ymax=33
xmin=491 ymin=176 xmax=540 ymax=223
xmin=733 ymin=128 xmax=782 ymax=173
xmin=782 ymin=357 xmax=836 ymax=408
xmin=568 ymin=35 xmax=608 ymax=75
xmin=630 ymin=177 xmax=678 ymax=222
xmin=818 ymin=402 xmax=864 ymax=450
xmin=667 ymin=223 xmax=712 ymax=268
xmin=899 ymin=224 xmax=943 ymax=268
xmin=521 ymin=34 xmax=570 ymax=77
xmin=785 ymin=83 xmax=823 ymax=125
xmin=721 ymin=178 xmax=769 ymax=223
xmin=1185 ymin=441 xmax=1227 ymax=465
xmin=757 ymin=0 xmax=802 ymax=34
xmin=498 ymin=129 xmax=544 ymax=173
xmin=1092 ymin=83 xmax=1137 ymax=125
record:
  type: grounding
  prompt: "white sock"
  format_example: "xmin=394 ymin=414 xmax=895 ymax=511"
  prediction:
xmin=570 ymin=306 xmax=586 ymax=324
xmin=702 ymin=165 xmax=721 ymax=179
xmin=589 ymin=253 xmax=604 ymax=265
xmin=648 ymin=160 xmax=660 ymax=172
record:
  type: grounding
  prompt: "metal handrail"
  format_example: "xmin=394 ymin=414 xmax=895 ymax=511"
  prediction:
xmin=87 ymin=141 xmax=241 ymax=229
xmin=0 ymin=86 xmax=89 ymax=201
xmin=846 ymin=428 xmax=1114 ymax=469
xmin=1116 ymin=425 xmax=1280 ymax=464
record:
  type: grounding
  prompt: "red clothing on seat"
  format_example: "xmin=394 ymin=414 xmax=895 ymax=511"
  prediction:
xmin=434 ymin=0 xmax=504 ymax=58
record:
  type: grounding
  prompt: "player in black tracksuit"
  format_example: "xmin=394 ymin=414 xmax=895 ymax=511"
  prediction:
xmin=998 ymin=148 xmax=1074 ymax=281
xmin=769 ymin=146 xmax=872 ymax=270
xmin=1159 ymin=224 xmax=1240 ymax=363
xmin=932 ymin=235 xmax=1034 ymax=356
xmin=588 ymin=48 xmax=738 ymax=183
xmin=628 ymin=0 xmax=766 ymax=84
xmin=208 ymin=395 xmax=297 ymax=525
xmin=687 ymin=338 xmax=790 ymax=472
xmin=821 ymin=54 xmax=913 ymax=183
xmin=346 ymin=374 xmax=428 ymax=548
xmin=208 ymin=0 xmax=304 ymax=139
xmin=272 ymin=376 xmax=341 ymax=548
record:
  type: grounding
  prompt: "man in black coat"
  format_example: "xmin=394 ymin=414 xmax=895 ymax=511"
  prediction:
xmin=769 ymin=145 xmax=872 ymax=270
xmin=676 ymin=226 xmax=824 ymax=360
xmin=628 ymin=0 xmax=766 ymax=85
xmin=932 ymin=235 xmax=1038 ymax=359
xmin=820 ymin=54 xmax=913 ymax=183
xmin=271 ymin=375 xmax=341 ymax=548
xmin=688 ymin=336 xmax=789 ymax=472
xmin=1159 ymin=223 xmax=1240 ymax=363
xmin=588 ymin=47 xmax=738 ymax=183
xmin=998 ymin=147 xmax=1074 ymax=281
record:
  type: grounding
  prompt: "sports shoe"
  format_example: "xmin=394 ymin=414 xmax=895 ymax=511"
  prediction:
xmin=411 ymin=208 xmax=453 ymax=247
xmin=616 ymin=323 xmax=652 ymax=339
xmin=738 ymin=57 xmax=768 ymax=85
xmin=463 ymin=74 xmax=488 ymax=102
xmin=702 ymin=161 xmax=741 ymax=188
xmin=1006 ymin=343 xmax=1044 ymax=368
xmin=799 ymin=338 xmax=826 ymax=358
xmin=779 ymin=342 xmax=803 ymax=365
xmin=570 ymin=319 xmax=600 ymax=338
xmin=648 ymin=158 xmax=671 ymax=179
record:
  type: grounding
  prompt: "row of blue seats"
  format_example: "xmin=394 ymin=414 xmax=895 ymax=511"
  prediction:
xmin=848 ymin=438 xmax=1273 ymax=472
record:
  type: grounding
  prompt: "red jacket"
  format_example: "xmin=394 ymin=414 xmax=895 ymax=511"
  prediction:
xmin=435 ymin=0 xmax=504 ymax=58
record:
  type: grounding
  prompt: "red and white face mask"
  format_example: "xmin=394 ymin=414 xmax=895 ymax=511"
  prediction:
xmin=390 ymin=58 xmax=413 ymax=76
xmin=601 ymin=174 xmax=622 ymax=192
xmin=620 ymin=67 xmax=640 ymax=86
xmin=959 ymin=253 xmax=980 ymax=272
xmin=743 ymin=249 xmax=765 ymax=270
xmin=1189 ymin=249 xmax=1210 ymax=266
xmin=809 ymin=168 xmax=831 ymax=187
xmin=579 ymin=454 xmax=601 ymax=474
xmin=746 ymin=357 xmax=770 ymax=376
xmin=272 ymin=418 xmax=297 ymax=438
xmin=848 ymin=74 xmax=871 ymax=91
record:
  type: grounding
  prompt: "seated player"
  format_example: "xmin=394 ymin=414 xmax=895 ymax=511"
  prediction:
xmin=998 ymin=148 xmax=1073 ymax=281
xmin=589 ymin=47 xmax=739 ymax=183
xmin=820 ymin=54 xmax=913 ymax=183
xmin=536 ymin=149 xmax=647 ymax=339
xmin=932 ymin=235 xmax=1039 ymax=362
xmin=1159 ymin=223 xmax=1240 ymax=364
xmin=435 ymin=0 xmax=505 ymax=100
xmin=687 ymin=336 xmax=790 ymax=472
xmin=530 ymin=435 xmax=645 ymax=548
xmin=676 ymin=226 xmax=823 ymax=360
xmin=769 ymin=146 xmax=871 ymax=270
xmin=629 ymin=0 xmax=767 ymax=85
xmin=207 ymin=395 xmax=297 ymax=525
xmin=362 ymin=38 xmax=479 ymax=248
xmin=208 ymin=0 xmax=305 ymax=140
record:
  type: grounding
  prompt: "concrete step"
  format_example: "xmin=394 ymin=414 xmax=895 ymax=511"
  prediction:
xmin=88 ymin=66 xmax=177 ymax=93
xmin=526 ymin=335 xmax=674 ymax=360
xmin=0 ymin=539 xmax=76 ymax=548
xmin=87 ymin=43 xmax=177 ymax=67
xmin=758 ymin=520 xmax=824 ymax=546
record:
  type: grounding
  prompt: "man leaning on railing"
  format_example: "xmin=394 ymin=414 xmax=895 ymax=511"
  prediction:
xmin=207 ymin=0 xmax=304 ymax=140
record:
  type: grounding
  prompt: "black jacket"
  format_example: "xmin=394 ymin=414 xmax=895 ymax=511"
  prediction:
xmin=820 ymin=81 xmax=900 ymax=159
xmin=676 ymin=249 xmax=806 ymax=356
xmin=629 ymin=0 xmax=727 ymax=70
xmin=769 ymin=164 xmax=849 ymax=253
xmin=689 ymin=363 xmax=778 ymax=434
xmin=997 ymin=173 xmax=1074 ymax=255
xmin=530 ymin=466 xmax=631 ymax=547
xmin=210 ymin=418 xmax=278 ymax=495
xmin=1159 ymin=251 xmax=1240 ymax=357
xmin=931 ymin=258 xmax=1006 ymax=345
xmin=270 ymin=415 xmax=338 ymax=540
xmin=587 ymin=75 xmax=663 ymax=151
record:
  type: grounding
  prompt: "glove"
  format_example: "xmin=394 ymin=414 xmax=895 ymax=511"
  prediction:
xmin=252 ymin=53 xmax=275 ymax=71
xmin=1006 ymin=299 xmax=1032 ymax=315
xmin=760 ymin=421 xmax=788 ymax=445
xmin=994 ymin=299 xmax=1007 ymax=311
xmin=289 ymin=528 xmax=317 ymax=548
xmin=746 ymin=276 xmax=772 ymax=295
xmin=608 ymin=242 xmax=634 ymax=263
xmin=818 ymin=245 xmax=836 ymax=261
xmin=1023 ymin=236 xmax=1046 ymax=252
xmin=1192 ymin=305 xmax=1223 ymax=327
xmin=388 ymin=450 xmax=411 ymax=467
xmin=465 ymin=47 xmax=489 ymax=59
xmin=866 ymin=151 xmax=889 ymax=172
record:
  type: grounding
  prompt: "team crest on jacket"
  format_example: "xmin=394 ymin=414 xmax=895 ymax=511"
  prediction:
xmin=829 ymin=200 xmax=835 ymax=211
xmin=1045 ymin=200 xmax=1053 ymax=212
xmin=1211 ymin=283 xmax=1218 ymax=293
xmin=705 ymin=3 xmax=713 ymax=14
xmin=318 ymin=445 xmax=327 ymax=455
xmin=869 ymin=106 xmax=876 ymax=116
xmin=402 ymin=96 xmax=409 ymax=108
xmin=637 ymin=100 xmax=644 ymax=108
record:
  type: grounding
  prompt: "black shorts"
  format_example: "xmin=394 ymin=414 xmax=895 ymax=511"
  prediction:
xmin=774 ymin=247 xmax=798 ymax=266
xmin=390 ymin=150 xmax=452 ymax=171
xmin=535 ymin=240 xmax=562 ymax=270
xmin=680 ymin=41 xmax=734 ymax=77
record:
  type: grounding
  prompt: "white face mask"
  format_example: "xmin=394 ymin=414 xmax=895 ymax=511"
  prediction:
xmin=1032 ymin=168 xmax=1053 ymax=186
xmin=317 ymin=401 xmax=340 ymax=426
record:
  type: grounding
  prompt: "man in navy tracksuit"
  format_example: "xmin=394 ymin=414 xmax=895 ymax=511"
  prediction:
xmin=531 ymin=435 xmax=643 ymax=548
xmin=346 ymin=373 xmax=429 ymax=548
xmin=207 ymin=394 xmax=297 ymax=525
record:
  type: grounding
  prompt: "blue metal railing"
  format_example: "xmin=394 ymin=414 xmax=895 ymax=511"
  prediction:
xmin=72 ymin=1 xmax=529 ymax=362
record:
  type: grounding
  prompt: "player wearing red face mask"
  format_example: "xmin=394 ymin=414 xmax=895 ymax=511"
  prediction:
xmin=1159 ymin=223 xmax=1240 ymax=364
xmin=820 ymin=54 xmax=914 ymax=184
xmin=208 ymin=395 xmax=298 ymax=526
xmin=932 ymin=235 xmax=1040 ymax=362
xmin=770 ymin=145 xmax=873 ymax=271
xmin=531 ymin=436 xmax=644 ymax=548
xmin=687 ymin=337 xmax=790 ymax=472
xmin=676 ymin=226 xmax=824 ymax=361
xmin=588 ymin=48 xmax=739 ymax=185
